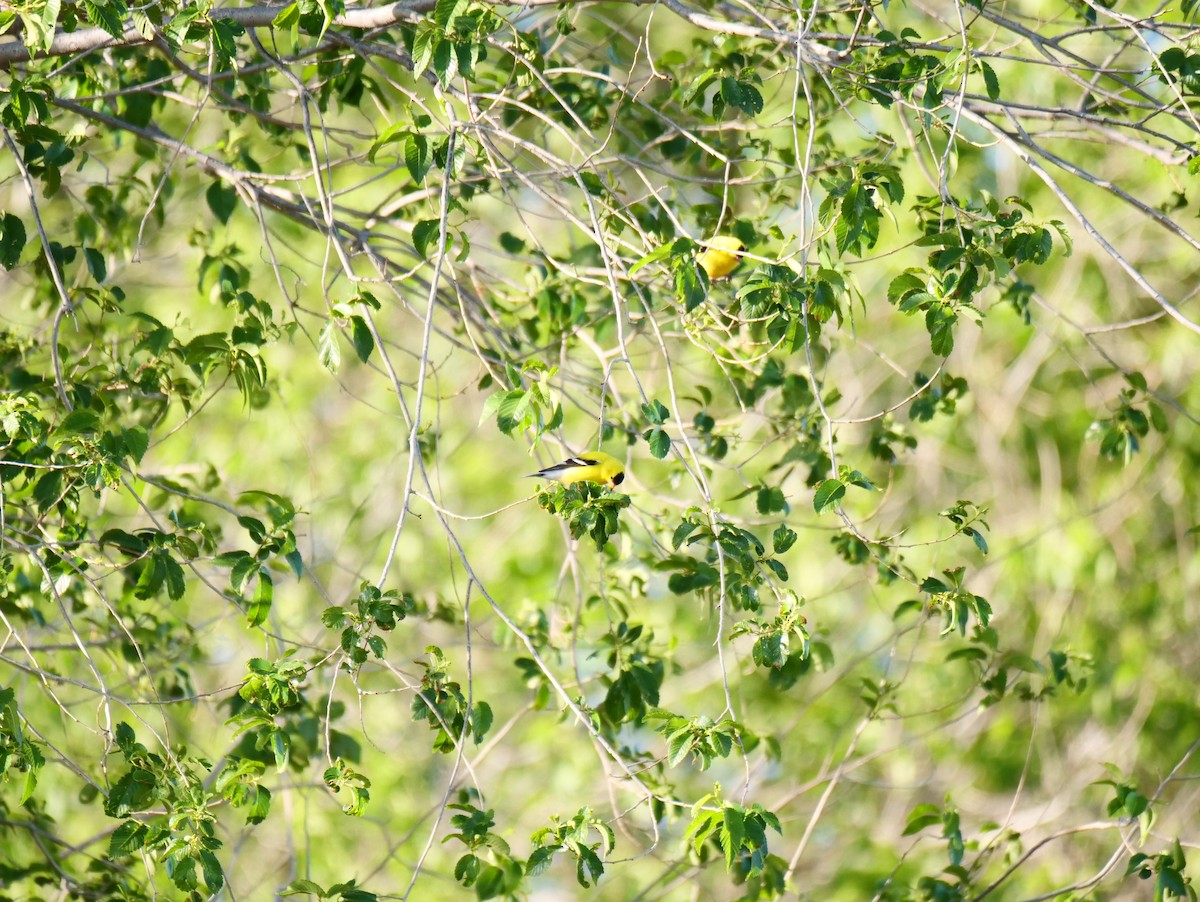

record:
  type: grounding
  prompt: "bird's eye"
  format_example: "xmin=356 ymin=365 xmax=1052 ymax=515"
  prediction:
xmin=612 ymin=472 xmax=625 ymax=485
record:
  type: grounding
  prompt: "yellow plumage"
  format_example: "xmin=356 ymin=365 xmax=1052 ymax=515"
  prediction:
xmin=526 ymin=451 xmax=626 ymax=489
xmin=697 ymin=236 xmax=745 ymax=280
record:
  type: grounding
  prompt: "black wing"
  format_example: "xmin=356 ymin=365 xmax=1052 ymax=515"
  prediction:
xmin=540 ymin=456 xmax=596 ymax=473
xmin=526 ymin=455 xmax=597 ymax=478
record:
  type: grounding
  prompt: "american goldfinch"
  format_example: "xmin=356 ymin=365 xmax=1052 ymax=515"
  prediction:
xmin=697 ymin=236 xmax=745 ymax=280
xmin=526 ymin=450 xmax=625 ymax=489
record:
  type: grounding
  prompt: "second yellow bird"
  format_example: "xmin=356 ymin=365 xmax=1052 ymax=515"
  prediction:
xmin=697 ymin=236 xmax=745 ymax=280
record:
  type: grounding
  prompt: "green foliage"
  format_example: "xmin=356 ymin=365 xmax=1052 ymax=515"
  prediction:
xmin=2 ymin=1 xmax=1199 ymax=899
xmin=323 ymin=758 xmax=372 ymax=816
xmin=213 ymin=491 xmax=303 ymax=625
xmin=323 ymin=582 xmax=416 ymax=671
xmin=0 ymin=687 xmax=44 ymax=804
xmin=902 ymin=799 xmax=965 ymax=869
xmin=596 ymin=621 xmax=665 ymax=729
xmin=528 ymin=807 xmax=615 ymax=888
xmin=411 ymin=646 xmax=493 ymax=753
xmin=1126 ymin=841 xmax=1197 ymax=901
xmin=535 ymin=481 xmax=630 ymax=550
xmin=214 ymin=758 xmax=272 ymax=825
xmin=661 ymin=515 xmax=789 ymax=611
xmin=445 ymin=800 xmax=526 ymax=899
xmin=1086 ymin=372 xmax=1168 ymax=464
xmin=641 ymin=399 xmax=672 ymax=458
xmin=940 ymin=500 xmax=990 ymax=555
xmin=237 ymin=655 xmax=307 ymax=717
xmin=730 ymin=595 xmax=810 ymax=676
xmin=408 ymin=0 xmax=502 ymax=88
xmin=909 ymin=373 xmax=969 ymax=423
xmin=321 ymin=292 xmax=381 ymax=370
xmin=282 ymin=877 xmax=377 ymax=901
xmin=686 ymin=785 xmax=782 ymax=879
xmin=649 ymin=712 xmax=750 ymax=771
xmin=919 ymin=567 xmax=993 ymax=637
xmin=481 ymin=362 xmax=564 ymax=443
xmin=819 ymin=164 xmax=905 ymax=256
xmin=104 ymin=724 xmax=226 ymax=897
xmin=1097 ymin=770 xmax=1154 ymax=842
xmin=1156 ymin=46 xmax=1200 ymax=95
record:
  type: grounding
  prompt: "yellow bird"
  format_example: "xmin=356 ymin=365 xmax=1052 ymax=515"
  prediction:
xmin=697 ymin=236 xmax=745 ymax=280
xmin=526 ymin=450 xmax=625 ymax=489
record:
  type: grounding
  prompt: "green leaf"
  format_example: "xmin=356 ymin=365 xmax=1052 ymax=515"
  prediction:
xmin=629 ymin=240 xmax=680 ymax=276
xmin=675 ymin=262 xmax=705 ymax=311
xmin=642 ymin=399 xmax=670 ymax=425
xmin=82 ymin=0 xmax=124 ymax=36
xmin=247 ymin=570 xmax=274 ymax=627
xmin=84 ymin=246 xmax=107 ymax=282
xmin=0 ymin=212 xmax=26 ymax=269
xmin=433 ymin=39 xmax=457 ymax=86
xmin=413 ymin=219 xmax=441 ymax=258
xmin=282 ymin=879 xmax=328 ymax=897
xmin=434 ymin=0 xmax=465 ymax=28
xmin=686 ymin=808 xmax=722 ymax=854
xmin=367 ymin=123 xmax=406 ymax=163
xmin=108 ymin=820 xmax=148 ymax=857
xmin=271 ymin=727 xmax=290 ymax=770
xmin=763 ymin=558 xmax=788 ymax=582
xmin=285 ymin=549 xmax=303 ymax=579
xmin=23 ymin=0 xmax=61 ymax=53
xmin=926 ymin=304 xmax=957 ymax=356
xmin=813 ymin=479 xmax=845 ymax=514
xmin=772 ymin=525 xmax=797 ymax=554
xmin=756 ymin=486 xmax=787 ymax=515
xmin=206 ymin=182 xmax=237 ymax=224
xmin=57 ymin=408 xmax=101 ymax=435
xmin=199 ymin=850 xmax=225 ymax=894
xmin=643 ymin=426 xmax=671 ymax=459
xmin=170 ymin=855 xmax=198 ymax=892
xmin=673 ymin=520 xmax=699 ymax=549
xmin=1149 ymin=401 xmax=1168 ymax=433
xmin=965 ymin=527 xmax=988 ymax=555
xmin=272 ymin=3 xmax=298 ymax=28
xmin=474 ymin=864 xmax=505 ymax=900
xmin=721 ymin=805 xmax=745 ymax=869
xmin=122 ymin=426 xmax=149 ymax=464
xmin=318 ymin=322 xmax=341 ymax=372
xmin=495 ymin=389 xmax=529 ymax=435
xmin=162 ymin=555 xmax=186 ymax=601
xmin=406 ymin=133 xmax=431 ymax=183
xmin=99 ymin=529 xmax=146 ymax=555
xmin=105 ymin=768 xmax=156 ymax=817
xmin=902 ymin=803 xmax=942 ymax=835
xmin=681 ymin=68 xmax=718 ymax=107
xmin=247 ymin=784 xmax=272 ymax=824
xmin=667 ymin=728 xmax=696 ymax=766
xmin=135 ymin=555 xmax=163 ymax=599
xmin=230 ymin=555 xmax=259 ymax=594
xmin=411 ymin=24 xmax=436 ymax=77
xmin=526 ymin=846 xmax=555 ymax=877
xmin=577 ymin=845 xmax=604 ymax=887
xmin=349 ymin=315 xmax=374 ymax=363
xmin=33 ymin=469 xmax=63 ymax=512
xmin=470 ymin=701 xmax=493 ymax=744
xmin=980 ymin=60 xmax=1000 ymax=100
